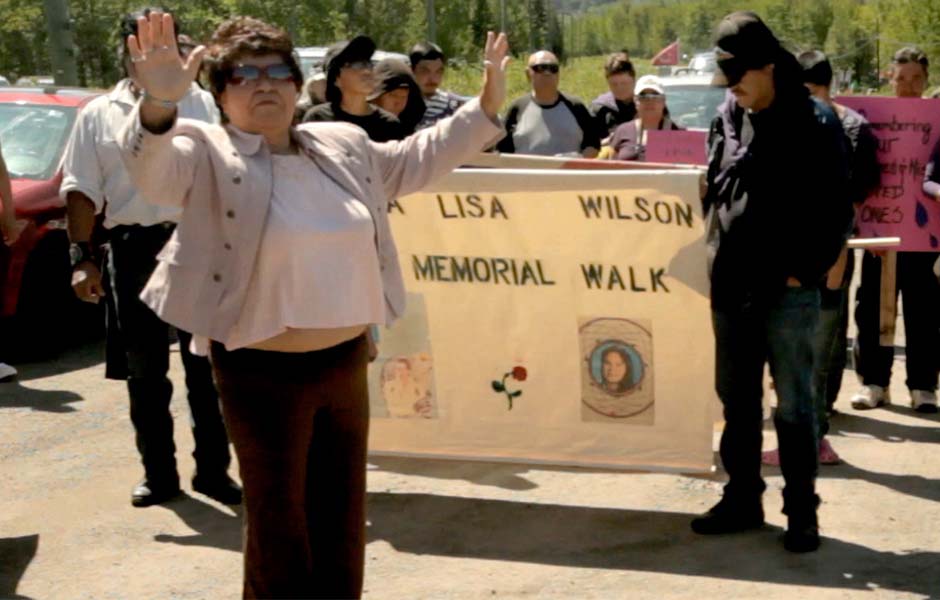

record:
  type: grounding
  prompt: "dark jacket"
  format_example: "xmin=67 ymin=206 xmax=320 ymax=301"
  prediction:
xmin=590 ymin=91 xmax=637 ymax=138
xmin=369 ymin=58 xmax=427 ymax=136
xmin=836 ymin=104 xmax=881 ymax=207
xmin=302 ymin=103 xmax=405 ymax=142
xmin=703 ymin=81 xmax=852 ymax=309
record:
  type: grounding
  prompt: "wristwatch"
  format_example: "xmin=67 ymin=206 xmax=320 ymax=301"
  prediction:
xmin=69 ymin=242 xmax=97 ymax=268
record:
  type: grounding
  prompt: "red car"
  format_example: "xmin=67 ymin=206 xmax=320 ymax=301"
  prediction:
xmin=0 ymin=87 xmax=102 ymax=360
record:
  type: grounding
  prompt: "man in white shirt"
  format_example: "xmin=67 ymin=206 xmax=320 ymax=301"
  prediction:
xmin=61 ymin=7 xmax=240 ymax=508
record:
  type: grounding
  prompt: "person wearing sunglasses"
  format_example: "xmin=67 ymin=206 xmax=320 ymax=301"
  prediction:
xmin=604 ymin=75 xmax=681 ymax=161
xmin=60 ymin=6 xmax=241 ymax=510
xmin=302 ymin=36 xmax=405 ymax=142
xmin=120 ymin=12 xmax=508 ymax=597
xmin=496 ymin=50 xmax=600 ymax=158
xmin=692 ymin=11 xmax=852 ymax=553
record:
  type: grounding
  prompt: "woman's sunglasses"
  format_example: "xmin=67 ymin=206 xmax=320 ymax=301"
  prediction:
xmin=530 ymin=63 xmax=560 ymax=74
xmin=343 ymin=60 xmax=376 ymax=71
xmin=228 ymin=63 xmax=295 ymax=86
xmin=636 ymin=92 xmax=665 ymax=101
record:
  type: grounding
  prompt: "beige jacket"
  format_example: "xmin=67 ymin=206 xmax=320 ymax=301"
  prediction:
xmin=119 ymin=98 xmax=502 ymax=345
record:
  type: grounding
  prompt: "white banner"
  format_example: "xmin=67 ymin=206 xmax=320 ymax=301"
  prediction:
xmin=368 ymin=169 xmax=716 ymax=473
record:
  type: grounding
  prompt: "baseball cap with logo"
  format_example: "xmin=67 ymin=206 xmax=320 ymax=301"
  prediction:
xmin=712 ymin=11 xmax=782 ymax=87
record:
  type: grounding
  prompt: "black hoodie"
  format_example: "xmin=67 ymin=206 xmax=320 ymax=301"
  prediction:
xmin=702 ymin=55 xmax=853 ymax=310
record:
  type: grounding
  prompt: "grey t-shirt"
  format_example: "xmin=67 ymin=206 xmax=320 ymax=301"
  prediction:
xmin=496 ymin=93 xmax=600 ymax=156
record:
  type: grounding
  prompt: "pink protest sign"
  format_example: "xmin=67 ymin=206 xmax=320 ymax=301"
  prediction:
xmin=644 ymin=130 xmax=708 ymax=166
xmin=837 ymin=96 xmax=940 ymax=251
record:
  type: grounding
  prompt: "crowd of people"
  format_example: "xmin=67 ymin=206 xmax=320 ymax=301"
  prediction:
xmin=0 ymin=4 xmax=938 ymax=599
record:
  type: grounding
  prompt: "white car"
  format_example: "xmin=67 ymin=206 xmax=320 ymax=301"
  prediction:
xmin=673 ymin=51 xmax=718 ymax=76
xmin=659 ymin=74 xmax=727 ymax=131
xmin=296 ymin=46 xmax=409 ymax=79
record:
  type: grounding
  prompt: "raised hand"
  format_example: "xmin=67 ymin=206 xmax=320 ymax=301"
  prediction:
xmin=126 ymin=11 xmax=205 ymax=103
xmin=480 ymin=32 xmax=511 ymax=119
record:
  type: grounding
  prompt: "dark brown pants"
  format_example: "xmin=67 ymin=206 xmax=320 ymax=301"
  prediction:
xmin=211 ymin=335 xmax=369 ymax=600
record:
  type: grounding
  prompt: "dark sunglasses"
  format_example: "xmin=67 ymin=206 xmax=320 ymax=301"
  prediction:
xmin=716 ymin=57 xmax=748 ymax=87
xmin=228 ymin=63 xmax=295 ymax=86
xmin=343 ymin=60 xmax=375 ymax=71
xmin=636 ymin=92 xmax=665 ymax=101
xmin=530 ymin=63 xmax=559 ymax=74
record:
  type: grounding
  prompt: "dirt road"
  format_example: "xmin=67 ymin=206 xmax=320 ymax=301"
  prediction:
xmin=2 ymin=340 xmax=938 ymax=599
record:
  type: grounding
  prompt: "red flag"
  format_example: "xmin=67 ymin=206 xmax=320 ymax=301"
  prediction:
xmin=651 ymin=40 xmax=680 ymax=66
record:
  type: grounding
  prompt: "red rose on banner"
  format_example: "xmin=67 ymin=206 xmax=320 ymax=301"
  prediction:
xmin=492 ymin=365 xmax=528 ymax=410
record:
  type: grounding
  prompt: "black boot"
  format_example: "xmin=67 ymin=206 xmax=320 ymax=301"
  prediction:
xmin=192 ymin=473 xmax=243 ymax=505
xmin=783 ymin=495 xmax=820 ymax=553
xmin=691 ymin=496 xmax=764 ymax=535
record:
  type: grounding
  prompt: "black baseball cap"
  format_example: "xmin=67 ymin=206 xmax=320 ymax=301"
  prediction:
xmin=325 ymin=35 xmax=376 ymax=73
xmin=712 ymin=11 xmax=782 ymax=87
xmin=324 ymin=35 xmax=376 ymax=104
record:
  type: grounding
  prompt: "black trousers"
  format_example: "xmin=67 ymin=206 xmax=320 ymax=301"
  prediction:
xmin=211 ymin=335 xmax=370 ymax=600
xmin=713 ymin=288 xmax=820 ymax=514
xmin=854 ymin=251 xmax=940 ymax=391
xmin=107 ymin=223 xmax=231 ymax=485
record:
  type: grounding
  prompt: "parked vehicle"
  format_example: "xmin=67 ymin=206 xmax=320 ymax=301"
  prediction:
xmin=0 ymin=87 xmax=102 ymax=360
xmin=296 ymin=46 xmax=410 ymax=79
xmin=671 ymin=52 xmax=719 ymax=77
xmin=659 ymin=74 xmax=726 ymax=131
xmin=14 ymin=75 xmax=55 ymax=87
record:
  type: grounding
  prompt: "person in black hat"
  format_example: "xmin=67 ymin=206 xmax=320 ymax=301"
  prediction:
xmin=693 ymin=11 xmax=852 ymax=553
xmin=368 ymin=58 xmax=426 ymax=136
xmin=302 ymin=36 xmax=405 ymax=142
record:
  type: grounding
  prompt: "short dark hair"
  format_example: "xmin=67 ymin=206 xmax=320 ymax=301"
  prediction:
xmin=120 ymin=6 xmax=174 ymax=43
xmin=604 ymin=52 xmax=635 ymax=78
xmin=409 ymin=41 xmax=446 ymax=69
xmin=204 ymin=17 xmax=303 ymax=115
xmin=893 ymin=47 xmax=929 ymax=73
xmin=798 ymin=50 xmax=833 ymax=87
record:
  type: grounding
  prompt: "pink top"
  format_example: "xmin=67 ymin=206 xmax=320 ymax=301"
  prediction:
xmin=224 ymin=153 xmax=386 ymax=350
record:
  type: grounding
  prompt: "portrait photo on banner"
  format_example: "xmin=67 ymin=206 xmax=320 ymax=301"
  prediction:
xmin=369 ymin=293 xmax=438 ymax=420
xmin=578 ymin=317 xmax=655 ymax=425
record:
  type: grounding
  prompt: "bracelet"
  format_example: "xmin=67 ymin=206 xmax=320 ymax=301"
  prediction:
xmin=142 ymin=91 xmax=179 ymax=109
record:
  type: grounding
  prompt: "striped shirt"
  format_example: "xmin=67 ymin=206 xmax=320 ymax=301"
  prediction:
xmin=417 ymin=90 xmax=466 ymax=129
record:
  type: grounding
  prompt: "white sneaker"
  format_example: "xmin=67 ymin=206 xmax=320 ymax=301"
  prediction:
xmin=851 ymin=385 xmax=889 ymax=410
xmin=0 ymin=362 xmax=17 ymax=382
xmin=911 ymin=390 xmax=938 ymax=414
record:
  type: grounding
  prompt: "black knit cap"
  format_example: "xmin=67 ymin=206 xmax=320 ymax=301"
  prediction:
xmin=712 ymin=11 xmax=782 ymax=87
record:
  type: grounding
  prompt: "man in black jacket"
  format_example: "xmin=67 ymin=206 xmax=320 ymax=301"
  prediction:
xmin=693 ymin=12 xmax=852 ymax=553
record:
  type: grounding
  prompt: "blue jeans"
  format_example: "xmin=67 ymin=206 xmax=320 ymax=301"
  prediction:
xmin=813 ymin=286 xmax=848 ymax=438
xmin=713 ymin=287 xmax=820 ymax=512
